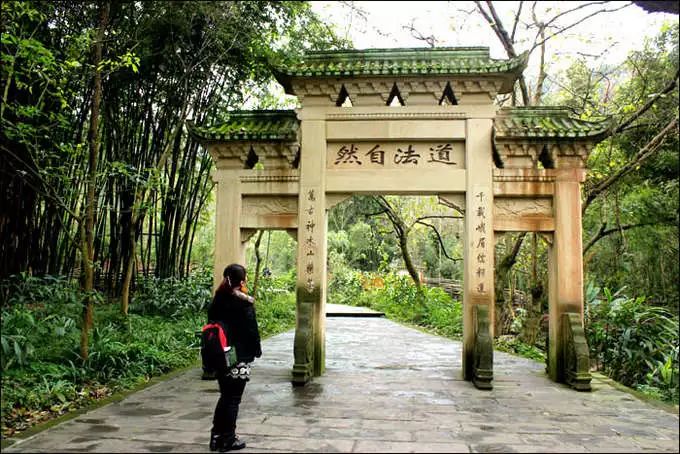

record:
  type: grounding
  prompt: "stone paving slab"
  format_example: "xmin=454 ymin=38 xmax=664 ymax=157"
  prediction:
xmin=325 ymin=303 xmax=384 ymax=317
xmin=4 ymin=314 xmax=679 ymax=453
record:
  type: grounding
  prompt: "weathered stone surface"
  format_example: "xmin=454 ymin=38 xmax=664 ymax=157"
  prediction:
xmin=5 ymin=315 xmax=678 ymax=453
xmin=472 ymin=304 xmax=494 ymax=390
xmin=563 ymin=311 xmax=592 ymax=391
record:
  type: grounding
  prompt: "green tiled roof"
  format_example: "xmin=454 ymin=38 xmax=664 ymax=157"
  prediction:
xmin=274 ymin=47 xmax=528 ymax=93
xmin=495 ymin=107 xmax=611 ymax=140
xmin=188 ymin=110 xmax=299 ymax=142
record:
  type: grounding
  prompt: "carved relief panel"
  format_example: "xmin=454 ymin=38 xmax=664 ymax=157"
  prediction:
xmin=241 ymin=196 xmax=298 ymax=229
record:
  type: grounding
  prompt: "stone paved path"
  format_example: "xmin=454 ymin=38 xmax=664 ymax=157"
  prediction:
xmin=5 ymin=313 xmax=679 ymax=453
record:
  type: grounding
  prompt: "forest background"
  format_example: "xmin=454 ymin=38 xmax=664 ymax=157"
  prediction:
xmin=1 ymin=0 xmax=678 ymax=441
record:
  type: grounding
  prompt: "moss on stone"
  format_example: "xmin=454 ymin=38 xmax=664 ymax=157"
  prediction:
xmin=188 ymin=110 xmax=298 ymax=142
xmin=495 ymin=106 xmax=611 ymax=140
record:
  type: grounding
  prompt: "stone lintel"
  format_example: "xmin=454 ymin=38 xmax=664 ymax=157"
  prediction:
xmin=493 ymin=181 xmax=554 ymax=197
xmin=494 ymin=216 xmax=554 ymax=232
xmin=241 ymin=195 xmax=298 ymax=230
xmin=327 ymin=168 xmax=466 ymax=194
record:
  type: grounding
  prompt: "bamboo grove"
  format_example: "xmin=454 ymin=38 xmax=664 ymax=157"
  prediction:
xmin=1 ymin=1 xmax=345 ymax=292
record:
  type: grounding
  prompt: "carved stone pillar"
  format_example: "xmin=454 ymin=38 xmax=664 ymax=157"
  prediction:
xmin=473 ymin=305 xmax=493 ymax=389
xmin=293 ymin=114 xmax=327 ymax=385
xmin=547 ymin=168 xmax=587 ymax=383
xmin=463 ymin=118 xmax=495 ymax=387
xmin=213 ymin=171 xmax=245 ymax=290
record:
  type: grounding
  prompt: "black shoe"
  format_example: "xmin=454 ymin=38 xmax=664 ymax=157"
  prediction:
xmin=202 ymin=370 xmax=217 ymax=380
xmin=219 ymin=435 xmax=246 ymax=452
xmin=209 ymin=432 xmax=222 ymax=451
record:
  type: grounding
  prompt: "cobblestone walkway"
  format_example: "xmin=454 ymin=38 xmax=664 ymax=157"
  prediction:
xmin=5 ymin=314 xmax=679 ymax=452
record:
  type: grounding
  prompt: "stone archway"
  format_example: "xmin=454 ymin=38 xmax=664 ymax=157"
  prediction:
xmin=191 ymin=47 xmax=608 ymax=391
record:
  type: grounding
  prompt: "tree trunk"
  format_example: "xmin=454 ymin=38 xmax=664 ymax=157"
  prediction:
xmin=398 ymin=227 xmax=420 ymax=287
xmin=375 ymin=196 xmax=421 ymax=287
xmin=120 ymin=220 xmax=136 ymax=316
xmin=494 ymin=232 xmax=526 ymax=336
xmin=521 ymin=232 xmax=544 ymax=345
xmin=80 ymin=1 xmax=109 ymax=361
xmin=251 ymin=230 xmax=264 ymax=297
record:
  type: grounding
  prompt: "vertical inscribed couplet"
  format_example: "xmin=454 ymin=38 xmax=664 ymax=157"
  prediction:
xmin=304 ymin=189 xmax=317 ymax=293
xmin=471 ymin=186 xmax=492 ymax=297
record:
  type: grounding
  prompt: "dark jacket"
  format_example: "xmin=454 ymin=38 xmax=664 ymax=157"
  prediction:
xmin=207 ymin=287 xmax=262 ymax=363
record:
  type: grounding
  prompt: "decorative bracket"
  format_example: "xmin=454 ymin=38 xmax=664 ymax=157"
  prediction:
xmin=562 ymin=312 xmax=592 ymax=391
xmin=240 ymin=229 xmax=257 ymax=243
xmin=473 ymin=304 xmax=494 ymax=390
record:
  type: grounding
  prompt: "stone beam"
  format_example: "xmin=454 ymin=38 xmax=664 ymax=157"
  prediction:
xmin=326 ymin=169 xmax=467 ymax=194
xmin=326 ymin=119 xmax=466 ymax=141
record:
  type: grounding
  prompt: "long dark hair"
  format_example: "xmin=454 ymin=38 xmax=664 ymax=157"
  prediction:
xmin=218 ymin=263 xmax=247 ymax=293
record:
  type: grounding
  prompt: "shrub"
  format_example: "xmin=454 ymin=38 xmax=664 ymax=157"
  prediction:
xmin=337 ymin=272 xmax=463 ymax=339
xmin=495 ymin=335 xmax=545 ymax=362
xmin=1 ymin=267 xmax=301 ymax=438
xmin=255 ymin=292 xmax=296 ymax=338
xmin=131 ymin=268 xmax=212 ymax=318
xmin=328 ymin=264 xmax=364 ymax=307
xmin=586 ymin=284 xmax=679 ymax=402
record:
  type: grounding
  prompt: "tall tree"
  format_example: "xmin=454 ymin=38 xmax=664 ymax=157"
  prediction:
xmin=80 ymin=1 xmax=109 ymax=359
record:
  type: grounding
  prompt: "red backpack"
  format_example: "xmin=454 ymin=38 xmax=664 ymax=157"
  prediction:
xmin=201 ymin=321 xmax=237 ymax=373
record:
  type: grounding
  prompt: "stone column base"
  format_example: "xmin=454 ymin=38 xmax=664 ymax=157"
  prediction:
xmin=473 ymin=305 xmax=494 ymax=390
xmin=292 ymin=363 xmax=313 ymax=387
xmin=563 ymin=312 xmax=592 ymax=391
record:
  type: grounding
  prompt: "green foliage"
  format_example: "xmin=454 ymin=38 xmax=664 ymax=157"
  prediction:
xmin=130 ymin=267 xmax=213 ymax=318
xmin=1 ymin=308 xmax=37 ymax=370
xmin=254 ymin=291 xmax=296 ymax=338
xmin=1 ymin=271 xmax=296 ymax=437
xmin=329 ymin=270 xmax=463 ymax=338
xmin=577 ymin=23 xmax=680 ymax=310
xmin=586 ymin=283 xmax=679 ymax=402
xmin=247 ymin=267 xmax=297 ymax=337
xmin=494 ymin=335 xmax=546 ymax=362
xmin=245 ymin=230 xmax=297 ymax=279
xmin=327 ymin=260 xmax=364 ymax=307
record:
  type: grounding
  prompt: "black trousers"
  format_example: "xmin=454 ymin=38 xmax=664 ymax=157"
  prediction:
xmin=212 ymin=373 xmax=247 ymax=436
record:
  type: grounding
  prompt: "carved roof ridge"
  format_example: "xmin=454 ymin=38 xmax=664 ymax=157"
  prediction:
xmin=495 ymin=106 xmax=611 ymax=140
xmin=302 ymin=46 xmax=492 ymax=60
xmin=273 ymin=47 xmax=528 ymax=95
xmin=188 ymin=110 xmax=299 ymax=143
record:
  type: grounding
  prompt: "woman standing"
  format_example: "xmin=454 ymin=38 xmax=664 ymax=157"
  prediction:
xmin=208 ymin=264 xmax=262 ymax=452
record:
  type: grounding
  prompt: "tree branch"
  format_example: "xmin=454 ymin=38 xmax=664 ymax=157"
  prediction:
xmin=437 ymin=195 xmax=465 ymax=215
xmin=414 ymin=214 xmax=464 ymax=223
xmin=613 ymin=68 xmax=679 ymax=135
xmin=530 ymin=2 xmax=633 ymax=53
xmin=538 ymin=1 xmax=609 ymax=33
xmin=362 ymin=208 xmax=389 ymax=218
xmin=498 ymin=232 xmax=528 ymax=272
xmin=510 ymin=0 xmax=524 ymax=42
xmin=475 ymin=1 xmax=530 ymax=105
xmin=402 ymin=20 xmax=437 ymax=47
xmin=583 ymin=219 xmax=677 ymax=254
xmin=583 ymin=116 xmax=679 ymax=213
xmin=531 ymin=3 xmax=547 ymax=105
xmin=415 ymin=221 xmax=463 ymax=262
